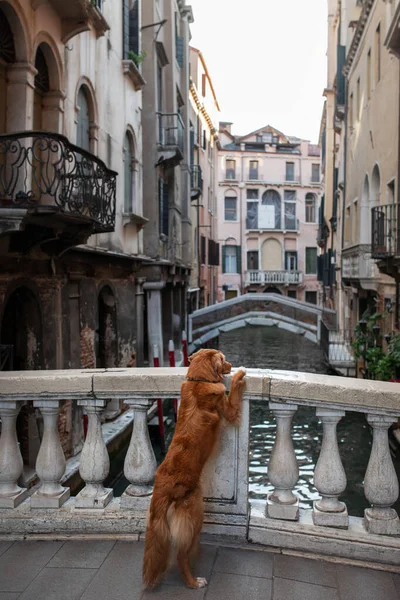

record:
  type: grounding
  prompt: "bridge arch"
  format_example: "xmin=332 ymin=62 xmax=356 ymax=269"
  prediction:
xmin=189 ymin=293 xmax=335 ymax=352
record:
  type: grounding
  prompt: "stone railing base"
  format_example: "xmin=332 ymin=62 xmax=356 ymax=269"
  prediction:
xmin=249 ymin=501 xmax=400 ymax=567
xmin=0 ymin=497 xmax=247 ymax=541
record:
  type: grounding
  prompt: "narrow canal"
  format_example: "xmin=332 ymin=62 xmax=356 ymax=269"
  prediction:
xmin=216 ymin=326 xmax=399 ymax=518
xmin=108 ymin=326 xmax=400 ymax=518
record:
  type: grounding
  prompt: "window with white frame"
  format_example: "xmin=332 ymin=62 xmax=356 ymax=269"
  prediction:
xmin=305 ymin=193 xmax=317 ymax=223
xmin=311 ymin=164 xmax=320 ymax=183
xmin=246 ymin=189 xmax=259 ymax=229
xmin=224 ymin=194 xmax=237 ymax=221
xmin=224 ymin=246 xmax=238 ymax=273
xmin=284 ymin=190 xmax=296 ymax=230
xmin=226 ymin=159 xmax=236 ymax=180
xmin=249 ymin=160 xmax=259 ymax=180
xmin=285 ymin=162 xmax=295 ymax=182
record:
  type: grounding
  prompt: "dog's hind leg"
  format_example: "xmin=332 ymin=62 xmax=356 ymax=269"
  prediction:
xmin=169 ymin=486 xmax=206 ymax=589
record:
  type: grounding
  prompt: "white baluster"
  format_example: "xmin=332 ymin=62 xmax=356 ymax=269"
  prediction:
xmin=0 ymin=401 xmax=28 ymax=508
xmin=30 ymin=402 xmax=70 ymax=508
xmin=364 ymin=414 xmax=400 ymax=535
xmin=313 ymin=409 xmax=348 ymax=528
xmin=120 ymin=398 xmax=157 ymax=510
xmin=75 ymin=400 xmax=113 ymax=509
xmin=266 ymin=402 xmax=299 ymax=520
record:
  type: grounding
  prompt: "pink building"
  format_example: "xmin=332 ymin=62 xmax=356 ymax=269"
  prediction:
xmin=217 ymin=124 xmax=321 ymax=304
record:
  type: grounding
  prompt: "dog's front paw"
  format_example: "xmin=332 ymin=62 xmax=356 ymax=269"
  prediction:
xmin=232 ymin=367 xmax=246 ymax=383
xmin=194 ymin=577 xmax=207 ymax=588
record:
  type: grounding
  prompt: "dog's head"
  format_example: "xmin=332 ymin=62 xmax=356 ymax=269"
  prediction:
xmin=187 ymin=349 xmax=232 ymax=382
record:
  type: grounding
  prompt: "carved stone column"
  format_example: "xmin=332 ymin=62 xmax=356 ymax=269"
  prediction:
xmin=313 ymin=409 xmax=348 ymax=528
xmin=120 ymin=398 xmax=157 ymax=511
xmin=30 ymin=402 xmax=70 ymax=508
xmin=364 ymin=414 xmax=400 ymax=535
xmin=75 ymin=400 xmax=113 ymax=509
xmin=0 ymin=401 xmax=28 ymax=508
xmin=266 ymin=402 xmax=299 ymax=520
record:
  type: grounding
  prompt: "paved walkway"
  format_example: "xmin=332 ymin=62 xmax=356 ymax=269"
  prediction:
xmin=0 ymin=539 xmax=399 ymax=600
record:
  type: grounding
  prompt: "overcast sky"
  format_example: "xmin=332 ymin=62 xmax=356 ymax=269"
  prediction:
xmin=189 ymin=0 xmax=328 ymax=144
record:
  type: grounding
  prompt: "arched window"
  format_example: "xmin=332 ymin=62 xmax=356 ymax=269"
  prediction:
xmin=33 ymin=46 xmax=50 ymax=130
xmin=305 ymin=193 xmax=317 ymax=223
xmin=124 ymin=132 xmax=136 ymax=213
xmin=77 ymin=87 xmax=90 ymax=151
xmin=371 ymin=164 xmax=381 ymax=207
xmin=260 ymin=190 xmax=281 ymax=229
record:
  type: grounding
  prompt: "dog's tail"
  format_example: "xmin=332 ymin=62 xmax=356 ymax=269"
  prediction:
xmin=142 ymin=494 xmax=171 ymax=589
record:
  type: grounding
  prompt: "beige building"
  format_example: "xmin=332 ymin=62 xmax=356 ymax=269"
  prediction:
xmin=321 ymin=0 xmax=400 ymax=341
xmin=188 ymin=46 xmax=220 ymax=311
xmin=141 ymin=0 xmax=194 ymax=364
xmin=217 ymin=124 xmax=321 ymax=304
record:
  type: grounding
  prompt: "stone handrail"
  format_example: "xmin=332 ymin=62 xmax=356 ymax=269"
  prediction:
xmin=0 ymin=367 xmax=399 ymax=565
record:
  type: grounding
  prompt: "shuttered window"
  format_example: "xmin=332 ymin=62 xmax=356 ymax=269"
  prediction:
xmin=305 ymin=247 xmax=317 ymax=275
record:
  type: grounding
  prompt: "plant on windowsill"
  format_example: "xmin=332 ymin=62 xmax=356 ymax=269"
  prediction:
xmin=128 ymin=50 xmax=147 ymax=67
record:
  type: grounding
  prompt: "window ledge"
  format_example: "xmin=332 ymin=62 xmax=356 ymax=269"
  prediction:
xmin=122 ymin=212 xmax=148 ymax=230
xmin=122 ymin=60 xmax=146 ymax=91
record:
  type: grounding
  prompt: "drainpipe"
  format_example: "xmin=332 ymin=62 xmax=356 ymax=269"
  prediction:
xmin=395 ymin=67 xmax=400 ymax=329
xmin=240 ymin=154 xmax=244 ymax=294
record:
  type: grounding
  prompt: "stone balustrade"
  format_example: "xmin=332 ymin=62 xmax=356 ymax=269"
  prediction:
xmin=0 ymin=367 xmax=399 ymax=566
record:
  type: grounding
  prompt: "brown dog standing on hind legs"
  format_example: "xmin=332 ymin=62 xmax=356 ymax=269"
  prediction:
xmin=142 ymin=349 xmax=246 ymax=590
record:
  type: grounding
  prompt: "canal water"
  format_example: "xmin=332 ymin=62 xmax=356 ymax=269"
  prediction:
xmin=108 ymin=326 xmax=400 ymax=518
xmin=216 ymin=326 xmax=399 ymax=518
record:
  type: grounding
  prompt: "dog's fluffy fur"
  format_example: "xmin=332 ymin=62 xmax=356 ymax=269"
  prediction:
xmin=142 ymin=349 xmax=246 ymax=589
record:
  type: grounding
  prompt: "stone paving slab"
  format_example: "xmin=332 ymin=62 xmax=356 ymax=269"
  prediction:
xmin=0 ymin=540 xmax=399 ymax=600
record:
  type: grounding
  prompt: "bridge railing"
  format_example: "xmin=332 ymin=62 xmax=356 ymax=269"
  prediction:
xmin=0 ymin=367 xmax=399 ymax=565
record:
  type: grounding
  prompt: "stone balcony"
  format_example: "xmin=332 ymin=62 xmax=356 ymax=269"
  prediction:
xmin=245 ymin=270 xmax=303 ymax=286
xmin=342 ymin=244 xmax=379 ymax=290
xmin=0 ymin=366 xmax=399 ymax=575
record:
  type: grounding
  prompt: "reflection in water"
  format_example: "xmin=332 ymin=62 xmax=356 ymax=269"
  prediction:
xmin=216 ymin=326 xmax=373 ymax=517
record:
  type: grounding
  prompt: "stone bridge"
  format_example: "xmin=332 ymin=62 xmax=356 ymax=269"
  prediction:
xmin=188 ymin=293 xmax=336 ymax=351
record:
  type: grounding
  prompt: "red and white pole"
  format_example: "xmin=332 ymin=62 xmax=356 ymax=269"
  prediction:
xmin=169 ymin=340 xmax=178 ymax=420
xmin=153 ymin=344 xmax=166 ymax=454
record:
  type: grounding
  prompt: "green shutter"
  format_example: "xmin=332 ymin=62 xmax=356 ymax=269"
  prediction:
xmin=236 ymin=245 xmax=242 ymax=274
xmin=222 ymin=245 xmax=227 ymax=273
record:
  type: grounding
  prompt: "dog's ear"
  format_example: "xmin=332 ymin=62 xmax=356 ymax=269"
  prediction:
xmin=211 ymin=352 xmax=224 ymax=377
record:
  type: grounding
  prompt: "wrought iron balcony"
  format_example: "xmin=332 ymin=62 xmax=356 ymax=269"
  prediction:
xmin=47 ymin=0 xmax=110 ymax=43
xmin=0 ymin=132 xmax=117 ymax=245
xmin=190 ymin=165 xmax=203 ymax=200
xmin=245 ymin=270 xmax=303 ymax=286
xmin=156 ymin=113 xmax=184 ymax=166
xmin=371 ymin=203 xmax=400 ymax=259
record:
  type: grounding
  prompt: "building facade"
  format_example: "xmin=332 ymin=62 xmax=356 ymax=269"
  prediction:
xmin=0 ymin=0 xmax=149 ymax=470
xmin=141 ymin=0 xmax=194 ymax=365
xmin=320 ymin=0 xmax=400 ymax=343
xmin=217 ymin=124 xmax=321 ymax=304
xmin=188 ymin=46 xmax=220 ymax=311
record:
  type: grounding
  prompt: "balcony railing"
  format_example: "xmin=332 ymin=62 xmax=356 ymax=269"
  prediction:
xmin=342 ymin=244 xmax=379 ymax=281
xmin=371 ymin=203 xmax=400 ymax=259
xmin=0 ymin=132 xmax=117 ymax=233
xmin=157 ymin=113 xmax=184 ymax=155
xmin=246 ymin=270 xmax=303 ymax=286
xmin=191 ymin=165 xmax=203 ymax=198
xmin=0 ymin=368 xmax=399 ymax=565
